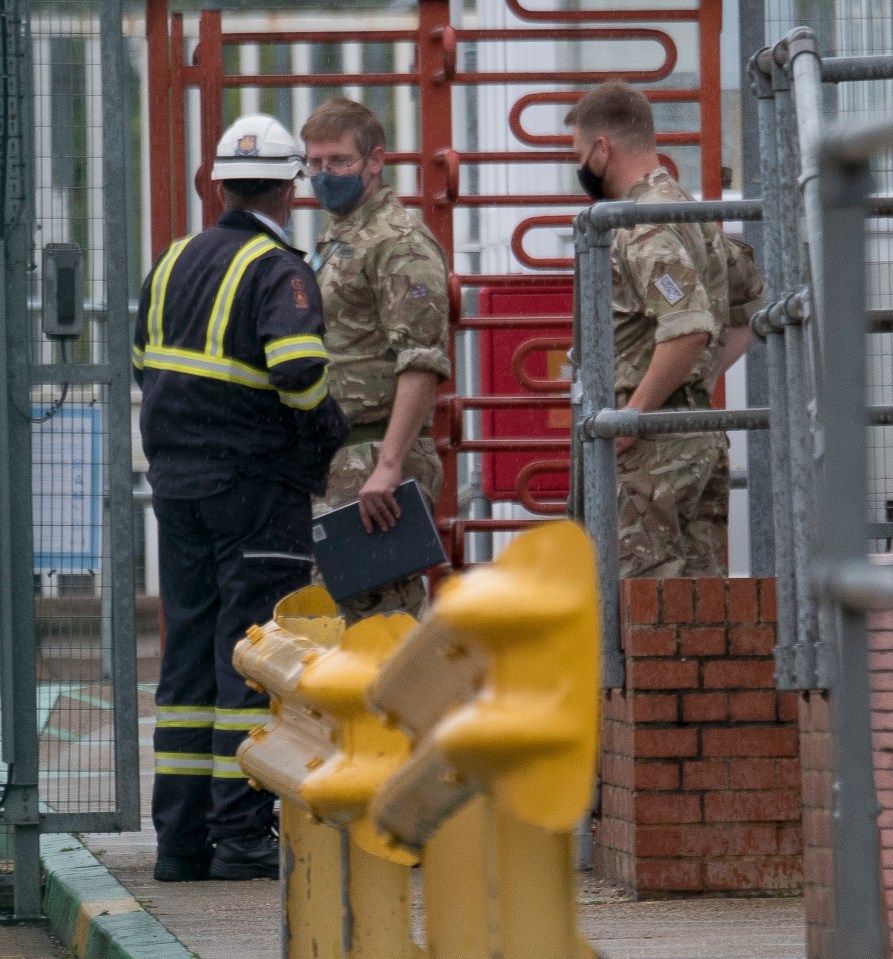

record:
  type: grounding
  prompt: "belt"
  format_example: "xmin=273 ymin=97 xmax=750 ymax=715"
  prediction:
xmin=346 ymin=422 xmax=430 ymax=445
xmin=660 ymin=385 xmax=712 ymax=410
xmin=616 ymin=385 xmax=712 ymax=410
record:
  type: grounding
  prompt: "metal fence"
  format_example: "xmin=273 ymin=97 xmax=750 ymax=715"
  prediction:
xmin=574 ymin=31 xmax=893 ymax=692
xmin=0 ymin=0 xmax=139 ymax=917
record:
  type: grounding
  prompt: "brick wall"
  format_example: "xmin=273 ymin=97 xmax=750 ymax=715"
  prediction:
xmin=798 ymin=690 xmax=832 ymax=959
xmin=801 ymin=609 xmax=893 ymax=959
xmin=872 ymin=609 xmax=893 ymax=955
xmin=594 ymin=576 xmax=803 ymax=896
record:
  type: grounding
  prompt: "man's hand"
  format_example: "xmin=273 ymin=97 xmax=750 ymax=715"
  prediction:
xmin=356 ymin=369 xmax=439 ymax=533
xmin=616 ymin=435 xmax=636 ymax=456
xmin=358 ymin=461 xmax=402 ymax=533
xmin=619 ymin=331 xmax=709 ymax=453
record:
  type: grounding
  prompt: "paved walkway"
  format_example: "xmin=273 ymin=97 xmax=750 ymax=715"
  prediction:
xmin=33 ymin=683 xmax=806 ymax=959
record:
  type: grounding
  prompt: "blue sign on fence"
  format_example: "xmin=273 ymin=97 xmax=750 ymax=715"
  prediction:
xmin=32 ymin=403 xmax=102 ymax=573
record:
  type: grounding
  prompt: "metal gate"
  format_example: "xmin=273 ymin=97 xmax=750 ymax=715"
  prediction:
xmin=144 ymin=0 xmax=723 ymax=570
xmin=0 ymin=0 xmax=140 ymax=917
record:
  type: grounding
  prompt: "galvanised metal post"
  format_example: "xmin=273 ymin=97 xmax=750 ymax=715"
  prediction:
xmin=816 ymin=117 xmax=891 ymax=959
xmin=753 ymin=308 xmax=798 ymax=690
xmin=750 ymin=52 xmax=798 ymax=690
xmin=569 ymin=246 xmax=585 ymax=524
xmin=100 ymin=0 xmax=140 ymax=832
xmin=575 ymin=207 xmax=623 ymax=690
xmin=0 ymin=0 xmax=41 ymax=916
xmin=786 ymin=28 xmax=826 ymax=362
xmin=775 ymin=294 xmax=817 ymax=688
xmin=739 ymin=0 xmax=774 ymax=578
xmin=771 ymin=43 xmax=803 ymax=293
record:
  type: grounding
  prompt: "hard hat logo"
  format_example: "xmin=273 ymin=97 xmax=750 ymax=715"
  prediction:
xmin=236 ymin=134 xmax=259 ymax=157
xmin=211 ymin=114 xmax=304 ymax=182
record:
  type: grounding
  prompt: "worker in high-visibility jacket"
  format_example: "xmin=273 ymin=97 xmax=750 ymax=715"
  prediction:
xmin=132 ymin=114 xmax=348 ymax=883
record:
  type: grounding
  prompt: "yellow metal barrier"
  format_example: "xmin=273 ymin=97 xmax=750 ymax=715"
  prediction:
xmin=233 ymin=586 xmax=420 ymax=959
xmin=234 ymin=519 xmax=600 ymax=959
xmin=369 ymin=519 xmax=600 ymax=959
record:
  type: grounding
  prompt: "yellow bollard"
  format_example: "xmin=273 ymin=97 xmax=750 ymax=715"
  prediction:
xmin=369 ymin=520 xmax=601 ymax=959
xmin=234 ymin=586 xmax=421 ymax=959
xmin=234 ymin=586 xmax=345 ymax=959
xmin=298 ymin=613 xmax=420 ymax=959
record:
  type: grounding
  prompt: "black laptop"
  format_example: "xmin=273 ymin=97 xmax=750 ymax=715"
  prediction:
xmin=312 ymin=479 xmax=447 ymax=602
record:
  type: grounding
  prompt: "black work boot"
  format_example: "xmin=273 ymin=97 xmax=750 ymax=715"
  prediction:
xmin=154 ymin=849 xmax=213 ymax=882
xmin=209 ymin=831 xmax=279 ymax=880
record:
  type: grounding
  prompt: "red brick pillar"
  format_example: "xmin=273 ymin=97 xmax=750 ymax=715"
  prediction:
xmin=593 ymin=577 xmax=803 ymax=896
xmin=798 ymin=690 xmax=833 ymax=959
xmin=798 ymin=610 xmax=893 ymax=959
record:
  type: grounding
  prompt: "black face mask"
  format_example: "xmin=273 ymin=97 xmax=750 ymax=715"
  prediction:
xmin=577 ymin=163 xmax=604 ymax=201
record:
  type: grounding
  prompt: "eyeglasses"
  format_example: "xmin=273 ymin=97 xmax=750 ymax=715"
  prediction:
xmin=305 ymin=154 xmax=366 ymax=176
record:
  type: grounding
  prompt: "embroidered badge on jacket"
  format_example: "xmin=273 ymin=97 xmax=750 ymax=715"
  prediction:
xmin=654 ymin=273 xmax=686 ymax=305
xmin=291 ymin=278 xmax=309 ymax=309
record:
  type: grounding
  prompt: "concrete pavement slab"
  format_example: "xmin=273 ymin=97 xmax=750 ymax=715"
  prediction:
xmin=34 ymin=682 xmax=806 ymax=959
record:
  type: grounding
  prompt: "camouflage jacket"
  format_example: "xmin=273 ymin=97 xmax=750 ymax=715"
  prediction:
xmin=312 ymin=187 xmax=451 ymax=424
xmin=612 ymin=168 xmax=763 ymax=399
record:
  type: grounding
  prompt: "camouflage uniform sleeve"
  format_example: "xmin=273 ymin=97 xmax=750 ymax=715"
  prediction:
xmin=724 ymin=234 xmax=764 ymax=328
xmin=623 ymin=224 xmax=716 ymax=345
xmin=374 ymin=233 xmax=451 ymax=381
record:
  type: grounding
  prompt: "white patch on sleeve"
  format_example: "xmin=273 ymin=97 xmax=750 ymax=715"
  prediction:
xmin=654 ymin=273 xmax=686 ymax=305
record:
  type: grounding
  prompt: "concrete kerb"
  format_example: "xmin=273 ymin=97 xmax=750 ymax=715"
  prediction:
xmin=40 ymin=833 xmax=194 ymax=959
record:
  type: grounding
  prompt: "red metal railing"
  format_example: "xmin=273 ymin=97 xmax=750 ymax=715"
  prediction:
xmin=145 ymin=0 xmax=723 ymax=569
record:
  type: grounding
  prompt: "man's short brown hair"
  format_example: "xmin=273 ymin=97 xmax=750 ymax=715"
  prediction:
xmin=300 ymin=97 xmax=386 ymax=157
xmin=565 ymin=81 xmax=656 ymax=152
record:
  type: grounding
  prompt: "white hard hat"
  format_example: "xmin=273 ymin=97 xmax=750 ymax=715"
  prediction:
xmin=211 ymin=114 xmax=305 ymax=181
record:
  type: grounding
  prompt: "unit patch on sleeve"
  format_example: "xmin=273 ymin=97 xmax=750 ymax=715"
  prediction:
xmin=291 ymin=278 xmax=309 ymax=309
xmin=410 ymin=284 xmax=429 ymax=300
xmin=653 ymin=273 xmax=686 ymax=305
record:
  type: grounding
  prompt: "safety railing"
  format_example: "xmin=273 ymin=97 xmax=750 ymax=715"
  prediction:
xmin=575 ymin=32 xmax=893 ymax=692
xmin=746 ymin=32 xmax=893 ymax=693
xmin=234 ymin=520 xmax=599 ymax=959
xmin=808 ymin=113 xmax=893 ymax=959
xmin=572 ymin=198 xmax=766 ymax=689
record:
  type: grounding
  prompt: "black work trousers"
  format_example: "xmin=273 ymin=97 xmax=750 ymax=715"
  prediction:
xmin=151 ymin=476 xmax=312 ymax=857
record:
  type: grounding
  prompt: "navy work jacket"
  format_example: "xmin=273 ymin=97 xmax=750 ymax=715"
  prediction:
xmin=133 ymin=210 xmax=347 ymax=498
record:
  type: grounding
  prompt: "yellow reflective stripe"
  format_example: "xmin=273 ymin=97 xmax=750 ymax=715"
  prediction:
xmin=132 ymin=344 xmax=144 ymax=370
xmin=213 ymin=755 xmax=249 ymax=780
xmin=278 ymin=371 xmax=328 ymax=411
xmin=215 ymin=708 xmax=270 ymax=731
xmin=155 ymin=752 xmax=213 ymax=776
xmin=265 ymin=335 xmax=329 ymax=367
xmin=157 ymin=706 xmax=215 ymax=721
xmin=148 ymin=236 xmax=194 ymax=347
xmin=143 ymin=345 xmax=275 ymax=390
xmin=206 ymin=235 xmax=280 ymax=357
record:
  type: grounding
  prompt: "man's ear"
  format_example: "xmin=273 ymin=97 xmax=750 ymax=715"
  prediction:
xmin=366 ymin=144 xmax=386 ymax=177
xmin=215 ymin=181 xmax=226 ymax=206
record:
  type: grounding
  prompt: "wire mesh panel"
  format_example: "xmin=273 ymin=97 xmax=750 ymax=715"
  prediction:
xmin=2 ymin=0 xmax=140 ymax=835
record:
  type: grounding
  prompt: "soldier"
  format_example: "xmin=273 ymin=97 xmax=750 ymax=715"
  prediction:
xmin=566 ymin=81 xmax=763 ymax=577
xmin=301 ymin=97 xmax=450 ymax=621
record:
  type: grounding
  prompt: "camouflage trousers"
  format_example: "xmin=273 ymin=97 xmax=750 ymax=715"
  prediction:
xmin=312 ymin=437 xmax=443 ymax=624
xmin=616 ymin=432 xmax=729 ymax=579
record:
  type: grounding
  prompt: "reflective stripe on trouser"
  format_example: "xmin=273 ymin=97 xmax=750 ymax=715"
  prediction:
xmin=616 ymin=431 xmax=730 ymax=579
xmin=151 ymin=476 xmax=312 ymax=856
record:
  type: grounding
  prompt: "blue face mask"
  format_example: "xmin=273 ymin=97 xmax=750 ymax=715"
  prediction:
xmin=311 ymin=170 xmax=365 ymax=215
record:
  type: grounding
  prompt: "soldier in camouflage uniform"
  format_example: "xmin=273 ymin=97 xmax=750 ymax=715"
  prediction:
xmin=567 ymin=82 xmax=763 ymax=578
xmin=301 ymin=98 xmax=450 ymax=620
